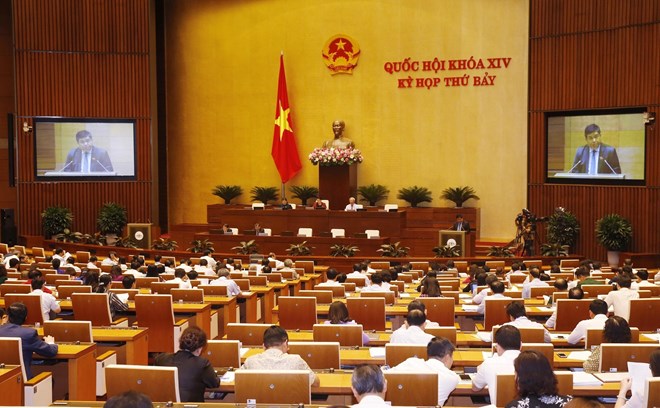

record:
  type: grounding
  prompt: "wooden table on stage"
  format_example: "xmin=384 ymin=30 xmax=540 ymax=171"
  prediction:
xmin=43 ymin=343 xmax=97 ymax=401
xmin=0 ymin=365 xmax=22 ymax=405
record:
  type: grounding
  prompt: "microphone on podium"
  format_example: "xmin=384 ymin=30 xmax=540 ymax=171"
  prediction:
xmin=599 ymin=157 xmax=617 ymax=174
xmin=567 ymin=160 xmax=582 ymax=173
xmin=91 ymin=157 xmax=111 ymax=172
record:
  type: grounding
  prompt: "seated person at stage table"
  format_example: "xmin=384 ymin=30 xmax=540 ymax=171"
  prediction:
xmin=545 ymin=287 xmax=584 ymax=329
xmin=615 ymin=349 xmax=660 ymax=408
xmin=570 ymin=123 xmax=621 ymax=175
xmin=477 ymin=280 xmax=511 ymax=315
xmin=566 ymin=299 xmax=608 ymax=345
xmin=583 ymin=316 xmax=632 ymax=373
xmin=280 ymin=197 xmax=293 ymax=210
xmin=345 ymin=196 xmax=359 ymax=211
xmin=64 ymin=130 xmax=114 ymax=173
xmin=604 ymin=275 xmax=639 ymax=321
xmin=507 ymin=350 xmax=572 ymax=408
xmin=472 ymin=325 xmax=522 ymax=403
xmin=323 ymin=119 xmax=355 ymax=149
xmin=503 ymin=301 xmax=551 ymax=343
xmin=451 ymin=214 xmax=471 ymax=232
xmin=155 ymin=326 xmax=219 ymax=402
xmin=253 ymin=222 xmax=265 ymax=233
xmin=313 ymin=197 xmax=327 ymax=209
xmin=324 ymin=301 xmax=370 ymax=345
xmin=522 ymin=267 xmax=549 ymax=299
xmin=242 ymin=325 xmax=319 ymax=386
xmin=389 ymin=309 xmax=435 ymax=345
xmin=351 ymin=364 xmax=388 ymax=408
xmin=0 ymin=302 xmax=58 ymax=379
xmin=389 ymin=336 xmax=460 ymax=406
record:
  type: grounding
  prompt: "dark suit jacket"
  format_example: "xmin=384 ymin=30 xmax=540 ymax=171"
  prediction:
xmin=155 ymin=350 xmax=220 ymax=402
xmin=451 ymin=221 xmax=471 ymax=232
xmin=0 ymin=323 xmax=58 ymax=379
xmin=63 ymin=146 xmax=114 ymax=172
xmin=570 ymin=144 xmax=621 ymax=174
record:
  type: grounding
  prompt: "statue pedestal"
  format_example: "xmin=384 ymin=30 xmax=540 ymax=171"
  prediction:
xmin=319 ymin=165 xmax=358 ymax=210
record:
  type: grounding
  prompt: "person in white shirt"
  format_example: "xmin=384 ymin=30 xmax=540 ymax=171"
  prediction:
xmin=503 ymin=301 xmax=551 ymax=342
xmin=361 ymin=272 xmax=390 ymax=292
xmin=277 ymin=259 xmax=298 ymax=278
xmin=193 ymin=259 xmax=214 ymax=276
xmin=170 ymin=268 xmax=192 ymax=289
xmin=545 ymin=287 xmax=584 ymax=329
xmin=316 ymin=268 xmax=343 ymax=287
xmin=344 ymin=196 xmax=358 ymax=212
xmin=350 ymin=364 xmax=389 ymax=408
xmin=101 ymin=252 xmax=118 ymax=266
xmin=389 ymin=310 xmax=435 ymax=345
xmin=178 ymin=259 xmax=192 ymax=273
xmin=604 ymin=275 xmax=639 ymax=321
xmin=522 ymin=268 xmax=549 ymax=299
xmin=472 ymin=325 xmax=521 ymax=403
xmin=63 ymin=257 xmax=81 ymax=274
xmin=567 ymin=299 xmax=609 ymax=345
xmin=614 ymin=350 xmax=660 ymax=408
xmin=635 ymin=269 xmax=656 ymax=287
xmin=477 ymin=280 xmax=511 ymax=315
xmin=267 ymin=253 xmax=284 ymax=270
xmin=124 ymin=260 xmax=146 ymax=278
xmin=209 ymin=269 xmax=241 ymax=296
xmin=347 ymin=263 xmax=370 ymax=286
xmin=87 ymin=256 xmax=99 ymax=270
xmin=389 ymin=336 xmax=460 ymax=406
xmin=505 ymin=262 xmax=526 ymax=283
xmin=51 ymin=248 xmax=70 ymax=266
xmin=200 ymin=250 xmax=217 ymax=270
xmin=472 ymin=274 xmax=499 ymax=305
xmin=31 ymin=278 xmax=61 ymax=321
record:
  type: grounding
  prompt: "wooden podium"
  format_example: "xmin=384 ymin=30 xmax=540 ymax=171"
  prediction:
xmin=319 ymin=165 xmax=358 ymax=210
xmin=439 ymin=229 xmax=474 ymax=257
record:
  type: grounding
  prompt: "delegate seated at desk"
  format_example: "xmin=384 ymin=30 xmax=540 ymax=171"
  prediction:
xmin=570 ymin=124 xmax=621 ymax=174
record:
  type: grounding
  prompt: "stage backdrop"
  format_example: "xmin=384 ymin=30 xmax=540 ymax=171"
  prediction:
xmin=165 ymin=0 xmax=528 ymax=240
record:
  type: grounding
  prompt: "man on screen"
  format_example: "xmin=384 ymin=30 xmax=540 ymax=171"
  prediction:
xmin=63 ymin=130 xmax=114 ymax=173
xmin=570 ymin=124 xmax=621 ymax=174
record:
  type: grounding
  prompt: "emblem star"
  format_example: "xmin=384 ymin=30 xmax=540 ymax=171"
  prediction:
xmin=335 ymin=39 xmax=346 ymax=50
xmin=274 ymin=102 xmax=292 ymax=141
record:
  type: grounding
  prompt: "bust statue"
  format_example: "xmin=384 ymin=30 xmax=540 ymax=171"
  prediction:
xmin=323 ymin=120 xmax=355 ymax=149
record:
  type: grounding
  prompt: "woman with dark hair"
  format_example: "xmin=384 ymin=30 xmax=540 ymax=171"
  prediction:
xmin=583 ymin=316 xmax=632 ymax=373
xmin=97 ymin=274 xmax=128 ymax=318
xmin=325 ymin=301 xmax=370 ymax=345
xmin=109 ymin=265 xmax=124 ymax=281
xmin=614 ymin=349 xmax=660 ymax=408
xmin=83 ymin=269 xmax=100 ymax=292
xmin=155 ymin=326 xmax=220 ymax=402
xmin=507 ymin=350 xmax=572 ymax=407
xmin=420 ymin=277 xmax=442 ymax=297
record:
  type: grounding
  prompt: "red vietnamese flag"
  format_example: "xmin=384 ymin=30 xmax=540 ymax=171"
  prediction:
xmin=271 ymin=54 xmax=302 ymax=183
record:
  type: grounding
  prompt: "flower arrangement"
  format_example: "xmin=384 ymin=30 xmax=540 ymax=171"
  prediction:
xmin=309 ymin=147 xmax=363 ymax=166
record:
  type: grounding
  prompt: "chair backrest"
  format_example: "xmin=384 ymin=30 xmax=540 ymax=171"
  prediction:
xmin=645 ymin=377 xmax=660 ymax=408
xmin=297 ymin=228 xmax=313 ymax=237
xmin=313 ymin=323 xmax=364 ymax=346
xmin=585 ymin=327 xmax=640 ymax=349
xmin=347 ymin=297 xmax=386 ymax=331
xmin=134 ymin=294 xmax=176 ymax=353
xmin=204 ymin=340 xmax=241 ymax=368
xmin=581 ymin=284 xmax=613 ymax=297
xmin=57 ymin=285 xmax=92 ymax=299
xmin=559 ymin=259 xmax=580 ymax=269
xmin=135 ymin=277 xmax=159 ymax=289
xmin=600 ymin=344 xmax=660 ymax=373
xmin=44 ymin=274 xmax=64 ymax=284
xmin=71 ymin=293 xmax=113 ymax=326
xmin=199 ymin=284 xmax=228 ymax=296
xmin=509 ymin=274 xmax=528 ymax=284
xmin=385 ymin=344 xmax=427 ymax=367
xmin=226 ymin=323 xmax=272 ymax=346
xmin=330 ymin=228 xmax=345 ymax=238
xmin=424 ymin=326 xmax=457 ymax=345
xmin=365 ymin=229 xmax=380 ymax=239
xmin=234 ymin=370 xmax=311 ymax=404
xmin=0 ymin=337 xmax=28 ymax=379
xmin=0 ymin=284 xmax=31 ymax=296
xmin=554 ymin=299 xmax=592 ymax=331
xmin=370 ymin=261 xmax=390 ymax=270
xmin=278 ymin=296 xmax=317 ymax=330
xmin=485 ymin=260 xmax=505 ymax=269
xmin=55 ymin=279 xmax=81 ymax=287
xmin=418 ymin=297 xmax=455 ymax=326
xmin=248 ymin=276 xmax=268 ymax=286
xmin=234 ymin=279 xmax=250 ymax=290
xmin=299 ymin=290 xmax=333 ymax=304
xmin=390 ymin=280 xmax=405 ymax=292
xmin=75 ymin=251 xmax=91 ymax=263
xmin=171 ymin=288 xmax=204 ymax=302
xmin=521 ymin=343 xmax=555 ymax=365
xmin=43 ymin=320 xmax=93 ymax=342
xmin=397 ymin=274 xmax=413 ymax=283
xmin=105 ymin=364 xmax=180 ymax=402
xmin=288 ymin=341 xmax=340 ymax=369
xmin=0 ymin=243 xmax=7 ymax=253
xmin=360 ymin=290 xmax=395 ymax=305
xmin=264 ymin=273 xmax=283 ymax=283
xmin=530 ymin=286 xmax=558 ymax=298
xmin=341 ymin=282 xmax=356 ymax=292
xmin=495 ymin=371 xmax=572 ymax=408
xmin=31 ymin=247 xmax=45 ymax=257
xmin=524 ymin=260 xmax=543 ymax=269
xmin=294 ymin=261 xmax=314 ymax=275
xmin=492 ymin=326 xmax=545 ymax=344
xmin=385 ymin=372 xmax=437 ymax=406
xmin=314 ymin=284 xmax=345 ymax=298
xmin=150 ymin=282 xmax=179 ymax=294
xmin=628 ymin=298 xmax=660 ymax=330
xmin=346 ymin=276 xmax=367 ymax=288
xmin=483 ymin=298 xmax=524 ymax=330
xmin=4 ymin=294 xmax=43 ymax=325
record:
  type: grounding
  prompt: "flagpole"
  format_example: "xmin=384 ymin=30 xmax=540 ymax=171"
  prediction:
xmin=281 ymin=182 xmax=285 ymax=200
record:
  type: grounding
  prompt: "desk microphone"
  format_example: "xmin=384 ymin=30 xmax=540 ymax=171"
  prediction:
xmin=599 ymin=157 xmax=617 ymax=174
xmin=59 ymin=160 xmax=74 ymax=172
xmin=567 ymin=160 xmax=582 ymax=173
xmin=91 ymin=157 xmax=111 ymax=172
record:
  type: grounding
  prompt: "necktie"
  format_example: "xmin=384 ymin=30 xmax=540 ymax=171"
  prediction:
xmin=589 ymin=150 xmax=597 ymax=175
xmin=457 ymin=223 xmax=462 ymax=231
xmin=82 ymin=152 xmax=90 ymax=173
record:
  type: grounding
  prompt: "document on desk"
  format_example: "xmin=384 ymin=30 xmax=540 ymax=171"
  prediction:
xmin=476 ymin=332 xmax=492 ymax=343
xmin=399 ymin=293 xmax=411 ymax=298
xmin=369 ymin=347 xmax=386 ymax=358
xmin=239 ymin=348 xmax=249 ymax=357
xmin=536 ymin=306 xmax=554 ymax=312
xmin=220 ymin=371 xmax=235 ymax=383
xmin=459 ymin=293 xmax=472 ymax=299
xmin=593 ymin=372 xmax=628 ymax=383
xmin=567 ymin=350 xmax=592 ymax=361
xmin=116 ymin=293 xmax=130 ymax=303
xmin=642 ymin=333 xmax=659 ymax=341
xmin=572 ymin=372 xmax=602 ymax=386
xmin=628 ymin=361 xmax=651 ymax=395
xmin=549 ymin=333 xmax=566 ymax=340
xmin=461 ymin=304 xmax=479 ymax=312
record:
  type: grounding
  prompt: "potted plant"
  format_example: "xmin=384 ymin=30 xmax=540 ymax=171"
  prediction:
xmin=545 ymin=207 xmax=580 ymax=251
xmin=330 ymin=244 xmax=359 ymax=257
xmin=397 ymin=186 xmax=433 ymax=207
xmin=286 ymin=241 xmax=313 ymax=256
xmin=540 ymin=243 xmax=570 ymax=257
xmin=432 ymin=244 xmax=461 ymax=257
xmin=152 ymin=235 xmax=179 ymax=251
xmin=441 ymin=186 xmax=479 ymax=208
xmin=54 ymin=229 xmax=82 ymax=243
xmin=114 ymin=236 xmax=138 ymax=248
xmin=357 ymin=184 xmax=389 ymax=207
xmin=251 ymin=186 xmax=279 ymax=205
xmin=41 ymin=206 xmax=73 ymax=239
xmin=377 ymin=242 xmax=409 ymax=257
xmin=486 ymin=245 xmax=515 ymax=257
xmin=289 ymin=185 xmax=319 ymax=206
xmin=187 ymin=239 xmax=215 ymax=253
xmin=595 ymin=214 xmax=632 ymax=267
xmin=97 ymin=202 xmax=128 ymax=244
xmin=232 ymin=240 xmax=259 ymax=255
xmin=212 ymin=185 xmax=243 ymax=204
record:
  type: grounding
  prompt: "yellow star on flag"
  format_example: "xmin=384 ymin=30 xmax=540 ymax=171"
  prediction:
xmin=274 ymin=102 xmax=292 ymax=141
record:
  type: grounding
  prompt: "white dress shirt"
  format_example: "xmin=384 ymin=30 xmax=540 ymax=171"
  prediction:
xmin=170 ymin=277 xmax=192 ymax=289
xmin=472 ymin=349 xmax=520 ymax=402
xmin=604 ymin=287 xmax=639 ymax=321
xmin=545 ymin=308 xmax=558 ymax=329
xmin=344 ymin=203 xmax=358 ymax=211
xmin=477 ymin=293 xmax=512 ymax=314
xmin=389 ymin=325 xmax=435 ymax=345
xmin=472 ymin=287 xmax=490 ymax=305
xmin=209 ymin=276 xmax=241 ymax=296
xmin=200 ymin=255 xmax=217 ymax=269
xmin=567 ymin=314 xmax=608 ymax=345
xmin=351 ymin=395 xmax=389 ymax=407
xmin=390 ymin=357 xmax=460 ymax=406
xmin=316 ymin=280 xmax=342 ymax=287
xmin=504 ymin=316 xmax=551 ymax=342
xmin=522 ymin=278 xmax=549 ymax=299
xmin=32 ymin=289 xmax=60 ymax=322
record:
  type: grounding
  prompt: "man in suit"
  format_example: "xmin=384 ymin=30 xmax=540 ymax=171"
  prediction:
xmin=451 ymin=214 xmax=471 ymax=232
xmin=0 ymin=302 xmax=58 ymax=379
xmin=63 ymin=130 xmax=114 ymax=173
xmin=570 ymin=124 xmax=621 ymax=174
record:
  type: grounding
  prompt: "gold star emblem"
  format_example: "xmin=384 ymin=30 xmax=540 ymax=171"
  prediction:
xmin=335 ymin=39 xmax=346 ymax=50
xmin=274 ymin=102 xmax=292 ymax=141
